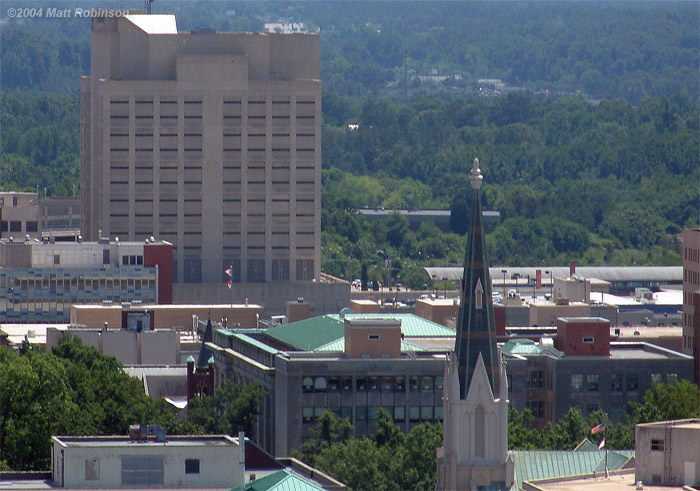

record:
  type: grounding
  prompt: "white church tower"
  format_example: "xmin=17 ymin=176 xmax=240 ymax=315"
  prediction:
xmin=436 ymin=159 xmax=514 ymax=490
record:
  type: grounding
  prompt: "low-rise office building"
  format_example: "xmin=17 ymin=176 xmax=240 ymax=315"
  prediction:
xmin=0 ymin=237 xmax=172 ymax=322
xmin=206 ymin=313 xmax=454 ymax=456
xmin=204 ymin=312 xmax=694 ymax=457
xmin=504 ymin=317 xmax=694 ymax=426
xmin=70 ymin=303 xmax=263 ymax=331
xmin=51 ymin=431 xmax=244 ymax=489
xmin=0 ymin=192 xmax=42 ymax=240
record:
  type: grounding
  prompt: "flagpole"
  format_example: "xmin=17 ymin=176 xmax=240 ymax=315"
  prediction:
xmin=604 ymin=421 xmax=608 ymax=478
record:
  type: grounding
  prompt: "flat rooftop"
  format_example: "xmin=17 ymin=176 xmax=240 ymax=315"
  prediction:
xmin=71 ymin=303 xmax=263 ymax=310
xmin=532 ymin=471 xmax=668 ymax=491
xmin=637 ymin=418 xmax=700 ymax=430
xmin=53 ymin=435 xmax=237 ymax=448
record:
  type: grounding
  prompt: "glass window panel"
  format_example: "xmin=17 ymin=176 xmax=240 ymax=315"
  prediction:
xmin=611 ymin=373 xmax=623 ymax=392
xmin=421 ymin=406 xmax=433 ymax=420
xmin=409 ymin=406 xmax=420 ymax=421
xmin=356 ymin=377 xmax=367 ymax=391
xmin=314 ymin=377 xmax=327 ymax=391
xmin=435 ymin=377 xmax=444 ymax=391
xmin=627 ymin=373 xmax=639 ymax=391
xmin=409 ymin=376 xmax=420 ymax=392
xmin=421 ymin=376 xmax=434 ymax=391
xmin=185 ymin=459 xmax=200 ymax=474
xmin=394 ymin=406 xmax=406 ymax=421
xmin=381 ymin=376 xmax=393 ymax=392
xmin=368 ymin=377 xmax=379 ymax=391
xmin=394 ymin=377 xmax=405 ymax=392
xmin=356 ymin=406 xmax=367 ymax=421
xmin=587 ymin=374 xmax=599 ymax=392
xmin=302 ymin=377 xmax=313 ymax=392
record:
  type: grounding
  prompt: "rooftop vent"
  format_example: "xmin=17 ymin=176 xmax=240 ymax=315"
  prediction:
xmin=129 ymin=424 xmax=166 ymax=442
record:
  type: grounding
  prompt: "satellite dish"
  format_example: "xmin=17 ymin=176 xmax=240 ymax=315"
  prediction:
xmin=339 ymin=307 xmax=354 ymax=319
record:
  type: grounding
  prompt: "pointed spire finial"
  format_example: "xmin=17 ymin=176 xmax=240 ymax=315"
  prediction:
xmin=470 ymin=158 xmax=483 ymax=189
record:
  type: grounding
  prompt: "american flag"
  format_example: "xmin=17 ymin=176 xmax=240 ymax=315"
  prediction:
xmin=590 ymin=422 xmax=605 ymax=434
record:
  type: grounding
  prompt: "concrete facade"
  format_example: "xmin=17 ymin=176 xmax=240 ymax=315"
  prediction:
xmin=635 ymin=419 xmax=700 ymax=486
xmin=40 ymin=197 xmax=81 ymax=233
xmin=51 ymin=434 xmax=243 ymax=488
xmin=682 ymin=228 xmax=700 ymax=384
xmin=504 ymin=339 xmax=694 ymax=426
xmin=414 ymin=298 xmax=459 ymax=327
xmin=46 ymin=327 xmax=180 ymax=365
xmin=0 ymin=192 xmax=42 ymax=240
xmin=70 ymin=303 xmax=264 ymax=331
xmin=171 ymin=277 xmax=350 ymax=316
xmin=81 ymin=13 xmax=321 ymax=285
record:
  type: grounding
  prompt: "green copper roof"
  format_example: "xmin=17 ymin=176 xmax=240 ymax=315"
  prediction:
xmin=511 ymin=450 xmax=634 ymax=490
xmin=186 ymin=355 xmax=195 ymax=363
xmin=265 ymin=315 xmax=344 ymax=351
xmin=222 ymin=332 xmax=280 ymax=355
xmin=265 ymin=314 xmax=453 ymax=352
xmin=230 ymin=470 xmax=325 ymax=491
xmin=329 ymin=314 xmax=454 ymax=337
xmin=315 ymin=337 xmax=426 ymax=352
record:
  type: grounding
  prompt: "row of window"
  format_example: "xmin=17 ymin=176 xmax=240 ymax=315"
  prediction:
xmin=302 ymin=376 xmax=444 ymax=393
xmin=302 ymin=405 xmax=443 ymax=424
xmin=570 ymin=372 xmax=678 ymax=393
xmin=179 ymin=258 xmax=314 ymax=283
xmin=0 ymin=220 xmax=38 ymax=232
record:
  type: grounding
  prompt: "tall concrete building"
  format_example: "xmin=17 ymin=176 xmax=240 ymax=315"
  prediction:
xmin=81 ymin=12 xmax=321 ymax=285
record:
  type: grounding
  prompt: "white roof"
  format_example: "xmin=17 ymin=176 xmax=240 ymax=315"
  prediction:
xmin=124 ymin=14 xmax=177 ymax=34
xmin=0 ymin=324 xmax=68 ymax=345
xmin=589 ymin=292 xmax=642 ymax=306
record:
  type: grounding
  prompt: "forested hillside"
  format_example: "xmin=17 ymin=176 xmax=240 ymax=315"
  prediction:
xmin=1 ymin=1 xmax=698 ymax=285
xmin=2 ymin=1 xmax=697 ymax=100
xmin=320 ymin=93 xmax=697 ymax=284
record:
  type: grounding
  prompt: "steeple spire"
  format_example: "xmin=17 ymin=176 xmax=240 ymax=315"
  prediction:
xmin=455 ymin=158 xmax=500 ymax=399
xmin=196 ymin=315 xmax=215 ymax=368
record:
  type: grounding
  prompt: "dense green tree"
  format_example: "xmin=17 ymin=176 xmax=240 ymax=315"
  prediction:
xmin=185 ymin=381 xmax=265 ymax=437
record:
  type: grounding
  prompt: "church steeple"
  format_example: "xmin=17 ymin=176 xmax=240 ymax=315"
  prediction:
xmin=455 ymin=158 xmax=500 ymax=399
xmin=437 ymin=159 xmax=514 ymax=491
xmin=196 ymin=315 xmax=215 ymax=368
